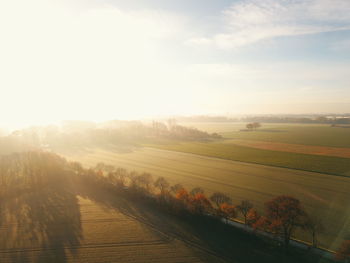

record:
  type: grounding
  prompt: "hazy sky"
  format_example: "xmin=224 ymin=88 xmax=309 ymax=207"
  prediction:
xmin=1 ymin=0 xmax=350 ymax=128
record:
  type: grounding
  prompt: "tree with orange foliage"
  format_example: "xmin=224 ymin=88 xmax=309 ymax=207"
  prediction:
xmin=252 ymin=216 xmax=270 ymax=232
xmin=171 ymin=184 xmax=184 ymax=194
xmin=191 ymin=193 xmax=212 ymax=215
xmin=246 ymin=208 xmax=261 ymax=227
xmin=336 ymin=240 xmax=350 ymax=262
xmin=176 ymin=188 xmax=190 ymax=202
xmin=265 ymin=195 xmax=306 ymax=249
xmin=219 ymin=203 xmax=236 ymax=222
xmin=174 ymin=188 xmax=191 ymax=211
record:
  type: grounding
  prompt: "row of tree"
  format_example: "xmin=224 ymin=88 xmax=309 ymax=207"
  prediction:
xmin=71 ymin=161 xmax=349 ymax=258
xmin=1 ymin=152 xmax=349 ymax=261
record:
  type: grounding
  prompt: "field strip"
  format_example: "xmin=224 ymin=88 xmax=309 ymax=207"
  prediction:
xmin=67 ymin=148 xmax=350 ymax=209
xmin=0 ymin=218 xmax=133 ymax=229
xmin=141 ymin=148 xmax=350 ymax=194
xmin=113 ymin=204 xmax=231 ymax=262
xmin=226 ymin=139 xmax=350 ymax=158
xmin=80 ymin=152 xmax=274 ymax=199
xmin=84 ymin=147 xmax=350 ymax=195
xmin=0 ymin=240 xmax=169 ymax=254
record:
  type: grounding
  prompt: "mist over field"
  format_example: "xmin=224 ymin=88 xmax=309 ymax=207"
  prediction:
xmin=1 ymin=0 xmax=350 ymax=262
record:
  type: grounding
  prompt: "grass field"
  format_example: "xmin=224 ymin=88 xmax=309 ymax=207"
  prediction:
xmin=182 ymin=122 xmax=350 ymax=148
xmin=147 ymin=140 xmax=350 ymax=176
xmin=144 ymin=123 xmax=350 ymax=176
xmin=61 ymin=147 xmax=350 ymax=252
xmin=226 ymin=140 xmax=350 ymax=158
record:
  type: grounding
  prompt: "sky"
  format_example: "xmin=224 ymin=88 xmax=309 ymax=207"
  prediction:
xmin=0 ymin=0 xmax=350 ymax=128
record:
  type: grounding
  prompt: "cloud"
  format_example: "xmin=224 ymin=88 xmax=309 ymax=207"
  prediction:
xmin=186 ymin=0 xmax=350 ymax=49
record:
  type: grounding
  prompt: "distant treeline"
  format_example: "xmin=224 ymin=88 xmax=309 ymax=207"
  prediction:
xmin=1 ymin=151 xmax=349 ymax=260
xmin=176 ymin=115 xmax=350 ymax=124
xmin=2 ymin=120 xmax=221 ymax=152
xmin=243 ymin=116 xmax=350 ymax=125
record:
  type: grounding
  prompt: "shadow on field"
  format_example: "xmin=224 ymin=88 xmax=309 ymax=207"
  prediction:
xmin=0 ymin=182 xmax=82 ymax=263
xmin=76 ymin=183 xmax=324 ymax=263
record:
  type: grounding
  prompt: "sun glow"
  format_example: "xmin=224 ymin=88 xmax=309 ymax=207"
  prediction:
xmin=0 ymin=0 xmax=197 ymax=129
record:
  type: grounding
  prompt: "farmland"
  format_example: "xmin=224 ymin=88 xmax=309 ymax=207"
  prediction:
xmin=181 ymin=122 xmax=350 ymax=148
xmin=61 ymin=146 xmax=350 ymax=251
xmin=1 ymin=157 xmax=313 ymax=263
xmin=0 ymin=174 xmax=226 ymax=263
xmin=144 ymin=123 xmax=350 ymax=176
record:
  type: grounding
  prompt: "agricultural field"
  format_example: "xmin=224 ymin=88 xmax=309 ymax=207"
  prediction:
xmin=0 ymin=182 xmax=226 ymax=263
xmin=149 ymin=123 xmax=350 ymax=176
xmin=181 ymin=122 xmax=350 ymax=148
xmin=61 ymin=146 xmax=350 ymax=252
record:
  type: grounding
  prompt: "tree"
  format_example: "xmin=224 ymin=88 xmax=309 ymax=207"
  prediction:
xmin=219 ymin=203 xmax=236 ymax=222
xmin=191 ymin=193 xmax=212 ymax=215
xmin=70 ymin=161 xmax=84 ymax=175
xmin=246 ymin=123 xmax=254 ymax=131
xmin=154 ymin=177 xmax=170 ymax=195
xmin=115 ymin=168 xmax=127 ymax=188
xmin=171 ymin=183 xmax=184 ymax=194
xmin=336 ymin=240 xmax=350 ymax=262
xmin=137 ymin=172 xmax=153 ymax=193
xmin=175 ymin=188 xmax=191 ymax=210
xmin=252 ymin=122 xmax=261 ymax=129
xmin=210 ymin=192 xmax=232 ymax=208
xmin=303 ymin=215 xmax=324 ymax=248
xmin=237 ymin=200 xmax=253 ymax=225
xmin=128 ymin=171 xmax=139 ymax=189
xmin=246 ymin=208 xmax=261 ymax=227
xmin=190 ymin=187 xmax=204 ymax=196
xmin=265 ymin=195 xmax=306 ymax=250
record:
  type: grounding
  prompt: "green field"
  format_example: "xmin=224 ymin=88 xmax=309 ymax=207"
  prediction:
xmin=182 ymin=122 xmax=350 ymax=148
xmin=147 ymin=141 xmax=350 ymax=176
xmin=145 ymin=123 xmax=350 ymax=176
xmin=61 ymin=147 xmax=350 ymax=251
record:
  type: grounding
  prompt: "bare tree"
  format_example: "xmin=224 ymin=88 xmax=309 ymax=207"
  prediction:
xmin=154 ymin=177 xmax=170 ymax=195
xmin=237 ymin=200 xmax=253 ymax=225
xmin=304 ymin=215 xmax=324 ymax=248
xmin=137 ymin=172 xmax=153 ymax=193
xmin=210 ymin=192 xmax=232 ymax=208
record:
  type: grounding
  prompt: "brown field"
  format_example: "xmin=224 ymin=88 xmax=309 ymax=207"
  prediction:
xmin=226 ymin=139 xmax=350 ymax=158
xmin=0 ymin=186 xmax=225 ymax=263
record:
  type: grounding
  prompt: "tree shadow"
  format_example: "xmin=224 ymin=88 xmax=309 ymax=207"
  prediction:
xmin=75 ymin=183 xmax=321 ymax=263
xmin=0 ymin=181 xmax=82 ymax=263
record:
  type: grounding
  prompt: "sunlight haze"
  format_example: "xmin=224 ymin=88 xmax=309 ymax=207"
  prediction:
xmin=1 ymin=0 xmax=350 ymax=129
